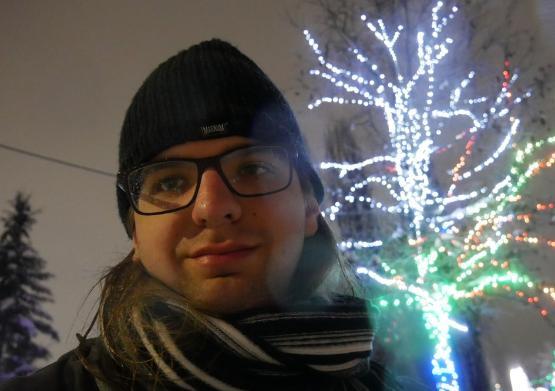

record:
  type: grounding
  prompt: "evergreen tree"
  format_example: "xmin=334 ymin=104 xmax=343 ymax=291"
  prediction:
xmin=0 ymin=193 xmax=58 ymax=381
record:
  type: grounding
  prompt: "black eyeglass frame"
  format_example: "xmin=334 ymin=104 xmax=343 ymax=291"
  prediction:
xmin=117 ymin=144 xmax=299 ymax=216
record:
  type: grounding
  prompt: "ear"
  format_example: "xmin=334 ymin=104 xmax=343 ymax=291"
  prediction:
xmin=304 ymin=195 xmax=320 ymax=238
xmin=127 ymin=210 xmax=141 ymax=262
xmin=131 ymin=231 xmax=140 ymax=262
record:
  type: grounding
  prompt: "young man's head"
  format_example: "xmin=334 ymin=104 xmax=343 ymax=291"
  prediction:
xmin=116 ymin=39 xmax=333 ymax=315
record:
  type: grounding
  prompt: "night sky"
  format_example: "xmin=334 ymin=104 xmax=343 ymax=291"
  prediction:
xmin=1 ymin=0 xmax=554 ymax=387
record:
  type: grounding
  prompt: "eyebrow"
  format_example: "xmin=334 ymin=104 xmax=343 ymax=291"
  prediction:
xmin=151 ymin=141 xmax=259 ymax=162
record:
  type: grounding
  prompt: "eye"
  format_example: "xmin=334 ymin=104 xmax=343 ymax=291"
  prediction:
xmin=238 ymin=162 xmax=275 ymax=177
xmin=153 ymin=176 xmax=188 ymax=194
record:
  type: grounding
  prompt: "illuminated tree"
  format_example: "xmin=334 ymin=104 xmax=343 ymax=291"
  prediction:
xmin=299 ymin=0 xmax=555 ymax=389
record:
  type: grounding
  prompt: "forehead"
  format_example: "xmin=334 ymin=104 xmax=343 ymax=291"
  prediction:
xmin=153 ymin=136 xmax=256 ymax=161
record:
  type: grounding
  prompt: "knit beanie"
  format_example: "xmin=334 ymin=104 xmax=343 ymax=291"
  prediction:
xmin=117 ymin=39 xmax=324 ymax=237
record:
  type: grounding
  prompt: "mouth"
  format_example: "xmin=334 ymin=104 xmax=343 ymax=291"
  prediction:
xmin=190 ymin=241 xmax=258 ymax=258
xmin=189 ymin=244 xmax=258 ymax=274
xmin=195 ymin=247 xmax=256 ymax=263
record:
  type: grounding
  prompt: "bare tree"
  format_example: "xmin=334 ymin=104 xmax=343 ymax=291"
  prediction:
xmin=288 ymin=0 xmax=554 ymax=389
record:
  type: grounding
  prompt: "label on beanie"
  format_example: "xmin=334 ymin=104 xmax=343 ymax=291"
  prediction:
xmin=200 ymin=122 xmax=229 ymax=137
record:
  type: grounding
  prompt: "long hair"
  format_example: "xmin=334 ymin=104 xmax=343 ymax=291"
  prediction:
xmin=78 ymin=172 xmax=359 ymax=388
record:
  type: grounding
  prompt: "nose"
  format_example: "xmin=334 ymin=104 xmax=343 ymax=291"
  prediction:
xmin=191 ymin=168 xmax=242 ymax=227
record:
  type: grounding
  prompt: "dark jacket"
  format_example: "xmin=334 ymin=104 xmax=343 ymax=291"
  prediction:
xmin=0 ymin=338 xmax=404 ymax=390
xmin=0 ymin=339 xmax=102 ymax=391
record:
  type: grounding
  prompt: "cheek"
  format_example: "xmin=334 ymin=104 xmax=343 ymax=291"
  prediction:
xmin=135 ymin=214 xmax=183 ymax=248
xmin=255 ymin=192 xmax=306 ymax=240
xmin=134 ymin=216 xmax=183 ymax=273
xmin=255 ymin=192 xmax=307 ymax=294
xmin=265 ymin=222 xmax=305 ymax=299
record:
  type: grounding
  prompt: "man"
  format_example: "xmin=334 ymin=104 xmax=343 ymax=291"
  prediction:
xmin=1 ymin=39 xmax=401 ymax=390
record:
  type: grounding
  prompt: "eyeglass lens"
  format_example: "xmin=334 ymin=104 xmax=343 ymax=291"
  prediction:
xmin=128 ymin=146 xmax=291 ymax=214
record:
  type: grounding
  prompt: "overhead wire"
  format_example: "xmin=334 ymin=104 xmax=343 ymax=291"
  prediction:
xmin=0 ymin=142 xmax=116 ymax=178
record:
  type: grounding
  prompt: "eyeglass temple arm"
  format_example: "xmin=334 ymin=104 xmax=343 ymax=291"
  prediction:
xmin=137 ymin=193 xmax=182 ymax=211
xmin=118 ymin=180 xmax=183 ymax=211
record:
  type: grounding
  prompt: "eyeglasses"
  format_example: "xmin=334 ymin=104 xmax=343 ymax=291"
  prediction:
xmin=117 ymin=145 xmax=296 ymax=215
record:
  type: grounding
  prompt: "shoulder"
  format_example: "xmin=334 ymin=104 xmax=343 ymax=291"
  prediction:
xmin=0 ymin=339 xmax=100 ymax=391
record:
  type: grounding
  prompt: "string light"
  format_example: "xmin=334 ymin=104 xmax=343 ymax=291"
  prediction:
xmin=304 ymin=1 xmax=555 ymax=389
xmin=529 ymin=350 xmax=555 ymax=389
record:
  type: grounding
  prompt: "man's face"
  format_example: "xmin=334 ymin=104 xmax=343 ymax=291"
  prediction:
xmin=131 ymin=136 xmax=319 ymax=315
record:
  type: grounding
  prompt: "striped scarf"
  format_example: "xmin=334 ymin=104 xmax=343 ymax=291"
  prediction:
xmin=131 ymin=295 xmax=375 ymax=390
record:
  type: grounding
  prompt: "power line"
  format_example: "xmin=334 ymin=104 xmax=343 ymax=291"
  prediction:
xmin=0 ymin=142 xmax=116 ymax=178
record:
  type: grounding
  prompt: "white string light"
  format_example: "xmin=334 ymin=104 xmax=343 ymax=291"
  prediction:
xmin=303 ymin=1 xmax=551 ymax=389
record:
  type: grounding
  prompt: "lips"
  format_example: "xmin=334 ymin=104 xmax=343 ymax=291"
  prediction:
xmin=188 ymin=242 xmax=258 ymax=274
xmin=190 ymin=242 xmax=257 ymax=259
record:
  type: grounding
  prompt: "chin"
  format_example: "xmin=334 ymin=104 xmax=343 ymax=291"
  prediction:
xmin=193 ymin=296 xmax=269 ymax=317
xmin=185 ymin=277 xmax=274 ymax=316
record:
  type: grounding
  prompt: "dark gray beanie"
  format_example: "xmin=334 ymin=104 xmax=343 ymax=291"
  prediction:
xmin=117 ymin=39 xmax=323 ymax=237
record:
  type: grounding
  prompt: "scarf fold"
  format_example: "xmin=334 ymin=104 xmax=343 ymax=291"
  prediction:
xmin=131 ymin=295 xmax=374 ymax=391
